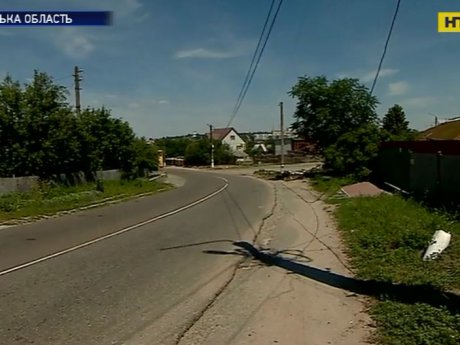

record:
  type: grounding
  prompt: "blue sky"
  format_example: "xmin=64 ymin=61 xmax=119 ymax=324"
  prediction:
xmin=0 ymin=0 xmax=459 ymax=138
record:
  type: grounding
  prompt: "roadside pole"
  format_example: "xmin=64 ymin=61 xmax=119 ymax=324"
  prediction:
xmin=279 ymin=101 xmax=285 ymax=172
xmin=73 ymin=66 xmax=83 ymax=115
xmin=208 ymin=124 xmax=215 ymax=168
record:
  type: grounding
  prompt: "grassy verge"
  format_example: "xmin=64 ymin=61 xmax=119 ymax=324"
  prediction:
xmin=0 ymin=179 xmax=172 ymax=222
xmin=310 ymin=175 xmax=460 ymax=345
xmin=309 ymin=174 xmax=355 ymax=195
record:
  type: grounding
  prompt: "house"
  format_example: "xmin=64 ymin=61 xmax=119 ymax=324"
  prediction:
xmin=252 ymin=143 xmax=268 ymax=154
xmin=253 ymin=132 xmax=272 ymax=141
xmin=208 ymin=127 xmax=247 ymax=157
xmin=292 ymin=139 xmax=317 ymax=154
xmin=417 ymin=118 xmax=460 ymax=140
xmin=271 ymin=128 xmax=298 ymax=140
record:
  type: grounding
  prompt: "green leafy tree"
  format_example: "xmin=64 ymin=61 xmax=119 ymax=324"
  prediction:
xmin=381 ymin=104 xmax=416 ymax=141
xmin=324 ymin=124 xmax=382 ymax=177
xmin=0 ymin=70 xmax=157 ymax=181
xmin=214 ymin=141 xmax=235 ymax=165
xmin=77 ymin=107 xmax=136 ymax=176
xmin=184 ymin=138 xmax=209 ymax=166
xmin=131 ymin=137 xmax=158 ymax=176
xmin=289 ymin=76 xmax=379 ymax=151
xmin=243 ymin=134 xmax=256 ymax=157
xmin=155 ymin=137 xmax=193 ymax=157
xmin=184 ymin=138 xmax=235 ymax=166
xmin=21 ymin=71 xmax=81 ymax=178
xmin=0 ymin=75 xmax=25 ymax=176
xmin=289 ymin=75 xmax=381 ymax=176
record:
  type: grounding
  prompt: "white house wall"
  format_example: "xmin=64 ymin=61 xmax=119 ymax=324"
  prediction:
xmin=222 ymin=129 xmax=246 ymax=156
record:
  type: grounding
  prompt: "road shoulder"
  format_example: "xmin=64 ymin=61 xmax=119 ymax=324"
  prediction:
xmin=179 ymin=179 xmax=373 ymax=345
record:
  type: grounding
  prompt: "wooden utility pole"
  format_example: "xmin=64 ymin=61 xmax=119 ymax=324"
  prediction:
xmin=73 ymin=66 xmax=83 ymax=115
xmin=208 ymin=124 xmax=215 ymax=168
xmin=279 ymin=101 xmax=285 ymax=171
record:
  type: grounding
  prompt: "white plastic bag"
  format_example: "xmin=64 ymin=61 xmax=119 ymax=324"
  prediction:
xmin=423 ymin=230 xmax=451 ymax=261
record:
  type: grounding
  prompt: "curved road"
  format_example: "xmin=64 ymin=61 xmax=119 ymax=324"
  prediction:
xmin=0 ymin=169 xmax=273 ymax=345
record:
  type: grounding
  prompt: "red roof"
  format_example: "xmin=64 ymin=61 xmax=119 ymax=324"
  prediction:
xmin=417 ymin=119 xmax=460 ymax=140
xmin=207 ymin=127 xmax=238 ymax=140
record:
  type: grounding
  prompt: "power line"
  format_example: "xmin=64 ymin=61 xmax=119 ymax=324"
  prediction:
xmin=231 ymin=0 xmax=276 ymax=118
xmin=227 ymin=0 xmax=284 ymax=128
xmin=369 ymin=0 xmax=401 ymax=95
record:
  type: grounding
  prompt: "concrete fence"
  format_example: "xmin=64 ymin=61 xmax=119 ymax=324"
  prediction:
xmin=0 ymin=176 xmax=40 ymax=195
xmin=0 ymin=169 xmax=122 ymax=195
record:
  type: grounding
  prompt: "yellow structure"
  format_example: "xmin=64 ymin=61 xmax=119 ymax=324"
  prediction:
xmin=158 ymin=150 xmax=165 ymax=168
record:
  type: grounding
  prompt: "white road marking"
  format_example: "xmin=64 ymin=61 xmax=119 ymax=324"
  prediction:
xmin=0 ymin=177 xmax=229 ymax=277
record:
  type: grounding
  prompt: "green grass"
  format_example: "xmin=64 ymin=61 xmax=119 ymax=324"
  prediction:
xmin=309 ymin=175 xmax=356 ymax=204
xmin=371 ymin=302 xmax=460 ymax=345
xmin=0 ymin=179 xmax=172 ymax=222
xmin=337 ymin=195 xmax=460 ymax=290
xmin=309 ymin=176 xmax=460 ymax=344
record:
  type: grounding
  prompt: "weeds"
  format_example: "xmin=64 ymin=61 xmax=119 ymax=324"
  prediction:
xmin=0 ymin=179 xmax=172 ymax=222
xmin=310 ymin=175 xmax=460 ymax=344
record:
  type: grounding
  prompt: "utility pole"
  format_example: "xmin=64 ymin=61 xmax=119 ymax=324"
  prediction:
xmin=73 ymin=66 xmax=83 ymax=115
xmin=208 ymin=124 xmax=215 ymax=168
xmin=279 ymin=101 xmax=285 ymax=171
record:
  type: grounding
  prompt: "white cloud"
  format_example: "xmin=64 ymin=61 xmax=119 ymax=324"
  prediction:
xmin=158 ymin=100 xmax=169 ymax=105
xmin=121 ymin=0 xmax=142 ymax=13
xmin=55 ymin=29 xmax=94 ymax=58
xmin=174 ymin=48 xmax=243 ymax=59
xmin=128 ymin=102 xmax=140 ymax=109
xmin=361 ymin=68 xmax=398 ymax=83
xmin=401 ymin=96 xmax=435 ymax=108
xmin=112 ymin=0 xmax=150 ymax=22
xmin=388 ymin=81 xmax=409 ymax=96
xmin=338 ymin=68 xmax=399 ymax=83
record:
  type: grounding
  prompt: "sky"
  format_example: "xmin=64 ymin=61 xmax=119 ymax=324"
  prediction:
xmin=0 ymin=0 xmax=459 ymax=138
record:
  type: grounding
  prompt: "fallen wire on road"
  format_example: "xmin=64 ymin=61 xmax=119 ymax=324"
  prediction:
xmin=159 ymin=239 xmax=236 ymax=251
xmin=279 ymin=182 xmax=354 ymax=273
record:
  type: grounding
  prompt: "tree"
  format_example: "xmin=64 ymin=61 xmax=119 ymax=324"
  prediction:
xmin=323 ymin=124 xmax=382 ymax=177
xmin=184 ymin=138 xmax=235 ymax=166
xmin=21 ymin=71 xmax=80 ymax=178
xmin=381 ymin=104 xmax=413 ymax=140
xmin=155 ymin=137 xmax=193 ymax=157
xmin=289 ymin=75 xmax=381 ymax=176
xmin=184 ymin=138 xmax=209 ymax=166
xmin=131 ymin=137 xmax=158 ymax=176
xmin=0 ymin=75 xmax=25 ymax=176
xmin=214 ymin=141 xmax=235 ymax=165
xmin=77 ymin=107 xmax=136 ymax=176
xmin=0 ymin=70 xmax=157 ymax=181
xmin=289 ymin=76 xmax=379 ymax=152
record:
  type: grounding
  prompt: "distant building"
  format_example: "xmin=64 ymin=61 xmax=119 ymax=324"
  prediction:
xmin=253 ymin=132 xmax=272 ymax=141
xmin=274 ymin=138 xmax=293 ymax=156
xmin=252 ymin=143 xmax=268 ymax=153
xmin=208 ymin=127 xmax=247 ymax=157
xmin=271 ymin=128 xmax=298 ymax=140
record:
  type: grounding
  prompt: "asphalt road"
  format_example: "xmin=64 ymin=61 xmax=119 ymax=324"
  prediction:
xmin=0 ymin=169 xmax=273 ymax=345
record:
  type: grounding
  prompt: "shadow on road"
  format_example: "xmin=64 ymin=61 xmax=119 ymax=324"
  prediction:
xmin=205 ymin=241 xmax=460 ymax=313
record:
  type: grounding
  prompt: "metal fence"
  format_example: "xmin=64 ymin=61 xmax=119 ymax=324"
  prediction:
xmin=376 ymin=141 xmax=460 ymax=205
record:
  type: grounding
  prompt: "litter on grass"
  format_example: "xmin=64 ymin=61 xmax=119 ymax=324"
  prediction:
xmin=423 ymin=230 xmax=451 ymax=261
